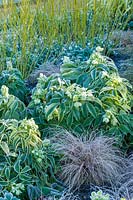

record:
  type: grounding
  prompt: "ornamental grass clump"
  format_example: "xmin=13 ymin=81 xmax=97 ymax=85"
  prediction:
xmin=117 ymin=154 xmax=133 ymax=200
xmin=53 ymin=131 xmax=125 ymax=189
xmin=59 ymin=191 xmax=80 ymax=200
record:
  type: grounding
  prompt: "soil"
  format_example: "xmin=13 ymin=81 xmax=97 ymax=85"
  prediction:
xmin=111 ymin=30 xmax=133 ymax=85
xmin=26 ymin=62 xmax=60 ymax=88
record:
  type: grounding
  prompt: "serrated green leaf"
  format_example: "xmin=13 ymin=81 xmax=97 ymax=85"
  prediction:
xmin=19 ymin=173 xmax=31 ymax=181
xmin=5 ymin=167 xmax=10 ymax=180
xmin=10 ymin=100 xmax=18 ymax=112
xmin=94 ymin=115 xmax=102 ymax=127
xmin=58 ymin=103 xmax=66 ymax=122
xmin=73 ymin=108 xmax=80 ymax=121
xmin=81 ymin=103 xmax=88 ymax=117
xmin=61 ymin=63 xmax=77 ymax=70
xmin=0 ymin=181 xmax=8 ymax=186
xmin=0 ymin=142 xmax=10 ymax=155
xmin=100 ymin=87 xmax=114 ymax=94
xmin=21 ymin=166 xmax=31 ymax=174
xmin=14 ymin=160 xmax=21 ymax=173
xmin=45 ymin=103 xmax=59 ymax=119
xmin=50 ymin=98 xmax=60 ymax=104
xmin=86 ymin=103 xmax=97 ymax=118
xmin=10 ymin=176 xmax=18 ymax=183
xmin=83 ymin=117 xmax=94 ymax=128
xmin=62 ymin=71 xmax=79 ymax=80
xmin=0 ymin=124 xmax=5 ymax=133
xmin=77 ymin=73 xmax=88 ymax=85
xmin=67 ymin=112 xmax=73 ymax=126
xmin=90 ymin=69 xmax=97 ymax=80
xmin=119 ymin=124 xmax=131 ymax=134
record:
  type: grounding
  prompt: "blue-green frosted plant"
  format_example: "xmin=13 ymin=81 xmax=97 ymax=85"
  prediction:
xmin=0 ymin=186 xmax=20 ymax=200
xmin=28 ymin=73 xmax=103 ymax=131
xmin=0 ymin=64 xmax=28 ymax=103
xmin=60 ymin=48 xmax=133 ymax=146
xmin=29 ymin=51 xmax=133 ymax=147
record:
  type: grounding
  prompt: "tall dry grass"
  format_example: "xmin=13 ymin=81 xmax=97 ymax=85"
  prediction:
xmin=0 ymin=0 xmax=132 ymax=77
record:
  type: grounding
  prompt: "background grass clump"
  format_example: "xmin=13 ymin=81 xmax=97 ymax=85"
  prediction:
xmin=0 ymin=0 xmax=132 ymax=77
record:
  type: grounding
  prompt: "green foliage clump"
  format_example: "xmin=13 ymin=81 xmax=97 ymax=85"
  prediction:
xmin=31 ymin=138 xmax=61 ymax=183
xmin=0 ymin=118 xmax=61 ymax=199
xmin=0 ymin=188 xmax=20 ymax=200
xmin=29 ymin=49 xmax=133 ymax=146
xmin=90 ymin=190 xmax=110 ymax=200
xmin=61 ymin=49 xmax=133 ymax=145
xmin=0 ymin=118 xmax=41 ymax=152
xmin=0 ymin=85 xmax=26 ymax=120
xmin=0 ymin=64 xmax=28 ymax=103
xmin=0 ymin=118 xmax=42 ymax=196
xmin=28 ymin=73 xmax=102 ymax=131
xmin=53 ymin=42 xmax=94 ymax=65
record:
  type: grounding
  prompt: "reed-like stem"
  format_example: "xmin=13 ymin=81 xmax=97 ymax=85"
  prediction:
xmin=0 ymin=0 xmax=132 ymax=77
